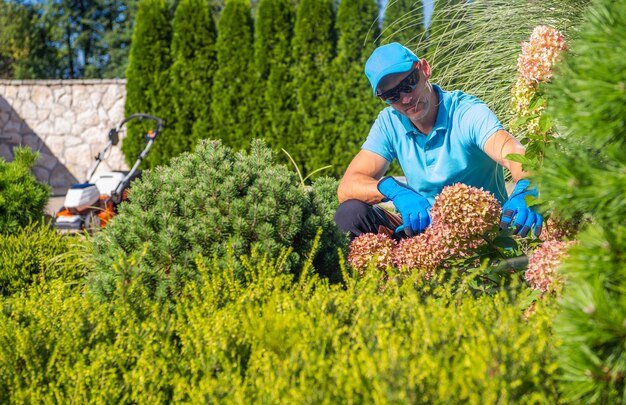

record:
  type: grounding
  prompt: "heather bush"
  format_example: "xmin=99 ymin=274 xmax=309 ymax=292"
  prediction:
xmin=0 ymin=223 xmax=90 ymax=296
xmin=90 ymin=139 xmax=345 ymax=301
xmin=0 ymin=147 xmax=50 ymax=235
xmin=0 ymin=249 xmax=561 ymax=403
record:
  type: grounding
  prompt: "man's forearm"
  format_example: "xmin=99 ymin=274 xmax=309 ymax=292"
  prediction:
xmin=337 ymin=174 xmax=385 ymax=205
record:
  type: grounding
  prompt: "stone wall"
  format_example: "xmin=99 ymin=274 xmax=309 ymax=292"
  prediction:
xmin=0 ymin=79 xmax=127 ymax=195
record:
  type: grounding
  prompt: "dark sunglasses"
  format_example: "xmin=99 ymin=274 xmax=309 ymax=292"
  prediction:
xmin=377 ymin=69 xmax=420 ymax=104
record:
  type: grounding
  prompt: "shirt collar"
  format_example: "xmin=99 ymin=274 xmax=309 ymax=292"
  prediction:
xmin=430 ymin=84 xmax=449 ymax=135
xmin=394 ymin=84 xmax=449 ymax=138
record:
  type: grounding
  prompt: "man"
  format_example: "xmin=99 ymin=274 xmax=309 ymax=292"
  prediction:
xmin=334 ymin=42 xmax=542 ymax=240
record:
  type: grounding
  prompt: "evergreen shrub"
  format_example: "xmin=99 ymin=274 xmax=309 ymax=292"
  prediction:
xmin=210 ymin=0 xmax=256 ymax=151
xmin=0 ymin=147 xmax=50 ymax=235
xmin=254 ymin=0 xmax=295 ymax=161
xmin=122 ymin=0 xmax=172 ymax=169
xmin=0 ymin=223 xmax=88 ymax=296
xmin=90 ymin=139 xmax=346 ymax=301
xmin=168 ymin=0 xmax=217 ymax=158
xmin=0 ymin=253 xmax=560 ymax=403
xmin=535 ymin=0 xmax=626 ymax=400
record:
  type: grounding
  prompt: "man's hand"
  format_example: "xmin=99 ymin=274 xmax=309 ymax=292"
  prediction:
xmin=499 ymin=179 xmax=543 ymax=237
xmin=377 ymin=176 xmax=431 ymax=235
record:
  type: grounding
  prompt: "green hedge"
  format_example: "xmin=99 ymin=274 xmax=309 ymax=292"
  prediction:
xmin=0 ymin=255 xmax=560 ymax=403
xmin=0 ymin=223 xmax=90 ymax=296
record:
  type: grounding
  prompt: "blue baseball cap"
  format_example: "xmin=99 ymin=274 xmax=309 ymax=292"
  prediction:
xmin=365 ymin=43 xmax=420 ymax=96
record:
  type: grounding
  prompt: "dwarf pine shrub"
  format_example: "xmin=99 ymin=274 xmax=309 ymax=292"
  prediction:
xmin=536 ymin=0 xmax=626 ymax=400
xmin=90 ymin=139 xmax=346 ymax=301
xmin=0 ymin=147 xmax=50 ymax=235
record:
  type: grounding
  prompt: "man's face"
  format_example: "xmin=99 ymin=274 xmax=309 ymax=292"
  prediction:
xmin=377 ymin=61 xmax=433 ymax=123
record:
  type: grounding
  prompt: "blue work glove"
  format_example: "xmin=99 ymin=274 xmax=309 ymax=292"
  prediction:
xmin=499 ymin=179 xmax=543 ymax=237
xmin=377 ymin=176 xmax=431 ymax=236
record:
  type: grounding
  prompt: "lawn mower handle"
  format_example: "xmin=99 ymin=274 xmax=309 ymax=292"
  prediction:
xmin=117 ymin=113 xmax=163 ymax=137
xmin=110 ymin=113 xmax=164 ymax=204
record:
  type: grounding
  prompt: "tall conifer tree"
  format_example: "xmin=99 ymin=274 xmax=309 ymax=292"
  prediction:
xmin=122 ymin=0 xmax=172 ymax=168
xmin=168 ymin=0 xmax=217 ymax=160
xmin=329 ymin=0 xmax=380 ymax=177
xmin=291 ymin=0 xmax=336 ymax=175
xmin=253 ymin=0 xmax=295 ymax=153
xmin=211 ymin=0 xmax=255 ymax=151
xmin=382 ymin=0 xmax=424 ymax=52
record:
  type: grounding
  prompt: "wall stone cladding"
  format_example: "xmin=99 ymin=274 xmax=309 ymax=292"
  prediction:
xmin=0 ymin=80 xmax=128 ymax=195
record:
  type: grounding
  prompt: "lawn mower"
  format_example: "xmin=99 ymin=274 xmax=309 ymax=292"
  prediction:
xmin=53 ymin=113 xmax=163 ymax=233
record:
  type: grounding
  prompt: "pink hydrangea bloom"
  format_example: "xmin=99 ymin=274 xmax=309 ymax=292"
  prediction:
xmin=394 ymin=184 xmax=501 ymax=278
xmin=541 ymin=215 xmax=581 ymax=242
xmin=511 ymin=77 xmax=536 ymax=116
xmin=525 ymin=240 xmax=576 ymax=292
xmin=430 ymin=183 xmax=501 ymax=241
xmin=348 ymin=233 xmax=396 ymax=276
xmin=517 ymin=25 xmax=567 ymax=86
xmin=393 ymin=225 xmax=448 ymax=279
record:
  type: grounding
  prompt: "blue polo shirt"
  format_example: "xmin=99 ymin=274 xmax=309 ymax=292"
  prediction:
xmin=363 ymin=85 xmax=508 ymax=205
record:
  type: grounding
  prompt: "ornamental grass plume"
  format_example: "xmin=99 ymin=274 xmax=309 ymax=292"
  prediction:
xmin=348 ymin=233 xmax=396 ymax=277
xmin=525 ymin=240 xmax=576 ymax=293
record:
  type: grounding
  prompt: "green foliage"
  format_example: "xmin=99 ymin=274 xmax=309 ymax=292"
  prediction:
xmin=90 ymin=139 xmax=344 ymax=301
xmin=421 ymin=0 xmax=589 ymax=127
xmin=0 ymin=147 xmax=50 ymax=235
xmin=98 ymin=1 xmax=140 ymax=79
xmin=122 ymin=0 xmax=172 ymax=169
xmin=328 ymin=0 xmax=381 ymax=178
xmin=0 ymin=0 xmax=138 ymax=79
xmin=210 ymin=0 xmax=256 ymax=151
xmin=0 ymin=2 xmax=60 ymax=79
xmin=290 ymin=0 xmax=336 ymax=176
xmin=534 ymin=0 xmax=626 ymax=400
xmin=254 ymin=0 xmax=295 ymax=158
xmin=168 ymin=0 xmax=217 ymax=157
xmin=0 ymin=252 xmax=560 ymax=403
xmin=0 ymin=223 xmax=89 ymax=296
xmin=381 ymin=0 xmax=425 ymax=52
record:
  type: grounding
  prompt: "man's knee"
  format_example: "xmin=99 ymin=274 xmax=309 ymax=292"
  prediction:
xmin=334 ymin=199 xmax=375 ymax=236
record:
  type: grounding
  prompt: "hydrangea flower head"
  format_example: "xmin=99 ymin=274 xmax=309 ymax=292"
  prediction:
xmin=430 ymin=183 xmax=501 ymax=241
xmin=525 ymin=240 xmax=576 ymax=292
xmin=542 ymin=215 xmax=581 ymax=242
xmin=517 ymin=25 xmax=567 ymax=85
xmin=393 ymin=226 xmax=448 ymax=279
xmin=348 ymin=233 xmax=396 ymax=276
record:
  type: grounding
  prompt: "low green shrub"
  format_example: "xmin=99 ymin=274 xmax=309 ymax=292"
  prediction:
xmin=90 ymin=139 xmax=346 ymax=301
xmin=0 ymin=251 xmax=560 ymax=403
xmin=0 ymin=223 xmax=89 ymax=296
xmin=0 ymin=147 xmax=50 ymax=235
